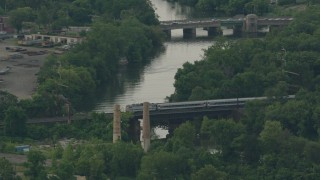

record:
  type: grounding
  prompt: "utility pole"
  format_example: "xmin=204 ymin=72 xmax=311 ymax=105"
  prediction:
xmin=280 ymin=48 xmax=299 ymax=76
xmin=281 ymin=48 xmax=287 ymax=71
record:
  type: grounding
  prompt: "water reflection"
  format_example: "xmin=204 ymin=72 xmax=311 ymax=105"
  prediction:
xmin=150 ymin=0 xmax=192 ymax=21
xmin=94 ymin=0 xmax=216 ymax=113
xmin=95 ymin=38 xmax=215 ymax=113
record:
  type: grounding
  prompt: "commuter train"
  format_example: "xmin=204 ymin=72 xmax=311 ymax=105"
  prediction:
xmin=125 ymin=95 xmax=295 ymax=113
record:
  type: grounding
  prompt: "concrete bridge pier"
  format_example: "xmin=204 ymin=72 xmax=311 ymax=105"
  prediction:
xmin=113 ymin=104 xmax=121 ymax=143
xmin=208 ymin=27 xmax=221 ymax=37
xmin=183 ymin=28 xmax=196 ymax=38
xmin=163 ymin=30 xmax=171 ymax=38
xmin=244 ymin=14 xmax=258 ymax=33
xmin=142 ymin=102 xmax=151 ymax=152
xmin=243 ymin=14 xmax=258 ymax=37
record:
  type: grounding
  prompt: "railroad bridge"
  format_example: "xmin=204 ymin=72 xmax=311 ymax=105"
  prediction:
xmin=0 ymin=96 xmax=294 ymax=151
xmin=160 ymin=14 xmax=293 ymax=38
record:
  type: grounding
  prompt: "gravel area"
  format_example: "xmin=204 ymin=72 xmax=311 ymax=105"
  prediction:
xmin=0 ymin=39 xmax=52 ymax=99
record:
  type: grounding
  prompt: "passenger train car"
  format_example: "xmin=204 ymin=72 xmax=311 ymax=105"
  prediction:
xmin=157 ymin=100 xmax=207 ymax=110
xmin=125 ymin=103 xmax=157 ymax=112
xmin=125 ymin=95 xmax=295 ymax=113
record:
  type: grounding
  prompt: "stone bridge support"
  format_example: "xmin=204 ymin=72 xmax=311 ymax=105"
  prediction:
xmin=244 ymin=14 xmax=258 ymax=33
xmin=183 ymin=28 xmax=196 ymax=38
xmin=142 ymin=102 xmax=151 ymax=152
xmin=113 ymin=104 xmax=121 ymax=143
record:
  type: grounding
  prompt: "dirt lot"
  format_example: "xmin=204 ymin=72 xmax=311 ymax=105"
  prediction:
xmin=0 ymin=152 xmax=27 ymax=164
xmin=0 ymin=39 xmax=52 ymax=99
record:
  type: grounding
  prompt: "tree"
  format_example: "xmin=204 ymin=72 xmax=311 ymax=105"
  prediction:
xmin=191 ymin=164 xmax=227 ymax=180
xmin=0 ymin=157 xmax=18 ymax=179
xmin=55 ymin=160 xmax=75 ymax=180
xmin=0 ymin=91 xmax=18 ymax=121
xmin=259 ymin=120 xmax=289 ymax=153
xmin=200 ymin=118 xmax=245 ymax=161
xmin=109 ymin=142 xmax=144 ymax=178
xmin=4 ymin=106 xmax=27 ymax=137
xmin=138 ymin=151 xmax=189 ymax=180
xmin=265 ymin=100 xmax=317 ymax=139
xmin=36 ymin=6 xmax=54 ymax=30
xmin=169 ymin=121 xmax=197 ymax=151
xmin=304 ymin=141 xmax=320 ymax=164
xmin=24 ymin=150 xmax=47 ymax=180
xmin=69 ymin=1 xmax=92 ymax=25
xmin=75 ymin=144 xmax=105 ymax=179
xmin=9 ymin=7 xmax=34 ymax=33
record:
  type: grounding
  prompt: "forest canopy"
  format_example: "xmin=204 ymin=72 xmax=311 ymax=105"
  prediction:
xmin=169 ymin=5 xmax=320 ymax=102
xmin=1 ymin=1 xmax=320 ymax=179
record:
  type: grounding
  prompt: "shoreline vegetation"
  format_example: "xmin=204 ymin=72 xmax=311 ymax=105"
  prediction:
xmin=1 ymin=0 xmax=165 ymax=120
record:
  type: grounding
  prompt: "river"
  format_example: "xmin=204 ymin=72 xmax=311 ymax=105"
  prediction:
xmin=94 ymin=0 xmax=216 ymax=115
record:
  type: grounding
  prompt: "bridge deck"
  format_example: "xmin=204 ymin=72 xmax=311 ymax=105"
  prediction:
xmin=160 ymin=17 xmax=293 ymax=30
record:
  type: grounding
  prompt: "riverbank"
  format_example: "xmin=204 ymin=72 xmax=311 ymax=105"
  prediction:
xmin=0 ymin=39 xmax=51 ymax=99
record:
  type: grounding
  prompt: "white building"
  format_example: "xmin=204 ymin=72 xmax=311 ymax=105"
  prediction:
xmin=24 ymin=34 xmax=83 ymax=45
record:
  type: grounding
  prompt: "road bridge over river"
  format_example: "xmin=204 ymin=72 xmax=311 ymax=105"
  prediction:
xmin=160 ymin=14 xmax=293 ymax=38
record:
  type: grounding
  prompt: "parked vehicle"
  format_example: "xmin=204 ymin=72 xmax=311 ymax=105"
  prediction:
xmin=42 ymin=41 xmax=54 ymax=48
xmin=58 ymin=44 xmax=71 ymax=51
xmin=0 ymin=66 xmax=11 ymax=75
xmin=5 ymin=46 xmax=27 ymax=52
xmin=9 ymin=53 xmax=24 ymax=59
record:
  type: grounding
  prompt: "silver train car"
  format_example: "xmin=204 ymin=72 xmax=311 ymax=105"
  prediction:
xmin=125 ymin=95 xmax=295 ymax=113
xmin=125 ymin=103 xmax=157 ymax=112
xmin=157 ymin=101 xmax=206 ymax=110
xmin=206 ymin=97 xmax=267 ymax=108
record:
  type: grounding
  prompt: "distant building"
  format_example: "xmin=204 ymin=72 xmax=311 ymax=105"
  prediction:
xmin=62 ymin=26 xmax=90 ymax=33
xmin=0 ymin=16 xmax=14 ymax=33
xmin=23 ymin=34 xmax=83 ymax=45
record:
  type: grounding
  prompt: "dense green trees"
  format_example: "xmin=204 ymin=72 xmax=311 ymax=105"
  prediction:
xmin=170 ymin=6 xmax=320 ymax=102
xmin=4 ymin=106 xmax=27 ymax=137
xmin=2 ymin=0 xmax=159 ymax=32
xmin=159 ymin=4 xmax=320 ymax=179
xmin=8 ymin=7 xmax=34 ymax=33
xmin=191 ymin=165 xmax=227 ymax=180
xmin=33 ymin=17 xmax=163 ymax=112
xmin=138 ymin=151 xmax=189 ymax=179
xmin=48 ymin=141 xmax=144 ymax=179
xmin=0 ymin=91 xmax=18 ymax=121
xmin=0 ymin=0 xmax=164 ymax=116
xmin=24 ymin=150 xmax=48 ymax=180
xmin=0 ymin=157 xmax=18 ymax=179
xmin=2 ymin=113 xmax=318 ymax=179
xmin=1 ymin=1 xmax=320 ymax=179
